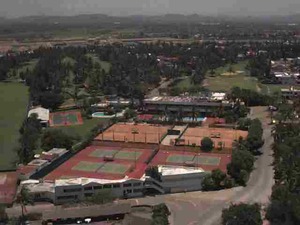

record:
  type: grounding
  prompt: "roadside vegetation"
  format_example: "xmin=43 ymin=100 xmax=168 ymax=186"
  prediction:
xmin=202 ymin=118 xmax=264 ymax=190
xmin=266 ymin=105 xmax=300 ymax=225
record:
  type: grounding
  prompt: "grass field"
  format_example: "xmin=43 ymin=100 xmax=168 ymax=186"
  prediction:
xmin=48 ymin=118 xmax=109 ymax=139
xmin=205 ymin=61 xmax=260 ymax=92
xmin=0 ymin=82 xmax=28 ymax=170
xmin=206 ymin=75 xmax=259 ymax=92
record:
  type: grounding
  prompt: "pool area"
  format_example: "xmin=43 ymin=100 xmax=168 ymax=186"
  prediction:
xmin=183 ymin=117 xmax=207 ymax=122
xmin=92 ymin=111 xmax=124 ymax=118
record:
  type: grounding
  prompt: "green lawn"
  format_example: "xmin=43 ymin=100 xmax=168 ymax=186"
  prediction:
xmin=210 ymin=61 xmax=249 ymax=76
xmin=206 ymin=75 xmax=259 ymax=92
xmin=205 ymin=61 xmax=260 ymax=92
xmin=259 ymin=84 xmax=292 ymax=95
xmin=0 ymin=82 xmax=29 ymax=169
xmin=47 ymin=118 xmax=110 ymax=139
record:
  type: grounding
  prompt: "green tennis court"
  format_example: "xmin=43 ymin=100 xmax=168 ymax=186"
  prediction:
xmin=114 ymin=151 xmax=143 ymax=160
xmin=97 ymin=163 xmax=131 ymax=174
xmin=89 ymin=149 xmax=118 ymax=158
xmin=193 ymin=156 xmax=221 ymax=166
xmin=72 ymin=161 xmax=104 ymax=172
xmin=166 ymin=154 xmax=195 ymax=163
xmin=50 ymin=111 xmax=83 ymax=127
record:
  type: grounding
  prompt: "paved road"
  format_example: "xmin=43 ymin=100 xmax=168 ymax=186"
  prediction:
xmin=127 ymin=107 xmax=274 ymax=225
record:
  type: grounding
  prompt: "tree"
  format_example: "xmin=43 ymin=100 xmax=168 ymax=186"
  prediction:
xmin=152 ymin=203 xmax=170 ymax=225
xmin=146 ymin=166 xmax=161 ymax=182
xmin=201 ymin=137 xmax=214 ymax=152
xmin=222 ymin=203 xmax=262 ymax=225
xmin=202 ymin=169 xmax=228 ymax=191
xmin=227 ymin=149 xmax=254 ymax=186
xmin=18 ymin=114 xmax=42 ymax=164
xmin=15 ymin=187 xmax=33 ymax=221
xmin=124 ymin=108 xmax=137 ymax=120
xmin=41 ymin=129 xmax=79 ymax=151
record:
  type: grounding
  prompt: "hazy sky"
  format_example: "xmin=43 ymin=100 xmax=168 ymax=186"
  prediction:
xmin=1 ymin=0 xmax=300 ymax=18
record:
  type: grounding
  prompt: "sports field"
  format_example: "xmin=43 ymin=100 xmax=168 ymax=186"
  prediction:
xmin=0 ymin=82 xmax=28 ymax=170
xmin=151 ymin=151 xmax=230 ymax=172
xmin=179 ymin=127 xmax=248 ymax=149
xmin=45 ymin=145 xmax=153 ymax=181
xmin=95 ymin=123 xmax=171 ymax=144
xmin=49 ymin=110 xmax=83 ymax=127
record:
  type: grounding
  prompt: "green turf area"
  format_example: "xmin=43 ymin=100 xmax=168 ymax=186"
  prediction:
xmin=48 ymin=118 xmax=109 ymax=139
xmin=166 ymin=154 xmax=195 ymax=163
xmin=90 ymin=149 xmax=118 ymax=158
xmin=98 ymin=163 xmax=131 ymax=174
xmin=114 ymin=151 xmax=142 ymax=160
xmin=206 ymin=75 xmax=258 ymax=92
xmin=66 ymin=114 xmax=78 ymax=123
xmin=0 ymin=82 xmax=29 ymax=169
xmin=210 ymin=61 xmax=249 ymax=76
xmin=205 ymin=61 xmax=260 ymax=92
xmin=72 ymin=161 xmax=103 ymax=172
xmin=193 ymin=156 xmax=221 ymax=166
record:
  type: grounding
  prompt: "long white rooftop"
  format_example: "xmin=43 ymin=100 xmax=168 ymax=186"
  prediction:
xmin=158 ymin=165 xmax=205 ymax=176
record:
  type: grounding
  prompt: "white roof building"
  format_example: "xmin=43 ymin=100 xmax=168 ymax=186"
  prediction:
xmin=28 ymin=107 xmax=50 ymax=123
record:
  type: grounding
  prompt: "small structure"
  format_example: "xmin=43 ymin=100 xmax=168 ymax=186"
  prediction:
xmin=281 ymin=87 xmax=300 ymax=98
xmin=28 ymin=106 xmax=50 ymax=127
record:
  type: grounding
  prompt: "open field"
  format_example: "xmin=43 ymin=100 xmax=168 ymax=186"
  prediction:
xmin=151 ymin=151 xmax=230 ymax=172
xmin=47 ymin=118 xmax=110 ymax=139
xmin=45 ymin=145 xmax=153 ymax=180
xmin=95 ymin=123 xmax=171 ymax=144
xmin=180 ymin=127 xmax=248 ymax=150
xmin=0 ymin=82 xmax=28 ymax=170
xmin=205 ymin=61 xmax=260 ymax=92
xmin=206 ymin=75 xmax=258 ymax=92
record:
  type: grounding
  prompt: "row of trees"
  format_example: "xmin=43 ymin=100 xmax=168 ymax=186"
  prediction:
xmin=266 ymin=121 xmax=300 ymax=224
xmin=202 ymin=119 xmax=263 ymax=190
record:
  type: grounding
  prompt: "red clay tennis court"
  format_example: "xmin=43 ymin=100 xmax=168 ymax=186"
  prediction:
xmin=49 ymin=110 xmax=83 ymax=127
xmin=45 ymin=145 xmax=154 ymax=181
xmin=179 ymin=127 xmax=248 ymax=149
xmin=95 ymin=123 xmax=171 ymax=144
xmin=151 ymin=150 xmax=231 ymax=173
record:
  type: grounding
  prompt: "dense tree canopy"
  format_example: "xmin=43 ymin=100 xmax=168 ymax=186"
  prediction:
xmin=201 ymin=137 xmax=214 ymax=152
xmin=222 ymin=203 xmax=262 ymax=225
xmin=41 ymin=129 xmax=79 ymax=151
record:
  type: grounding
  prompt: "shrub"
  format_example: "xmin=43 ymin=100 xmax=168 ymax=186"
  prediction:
xmin=201 ymin=137 xmax=214 ymax=152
